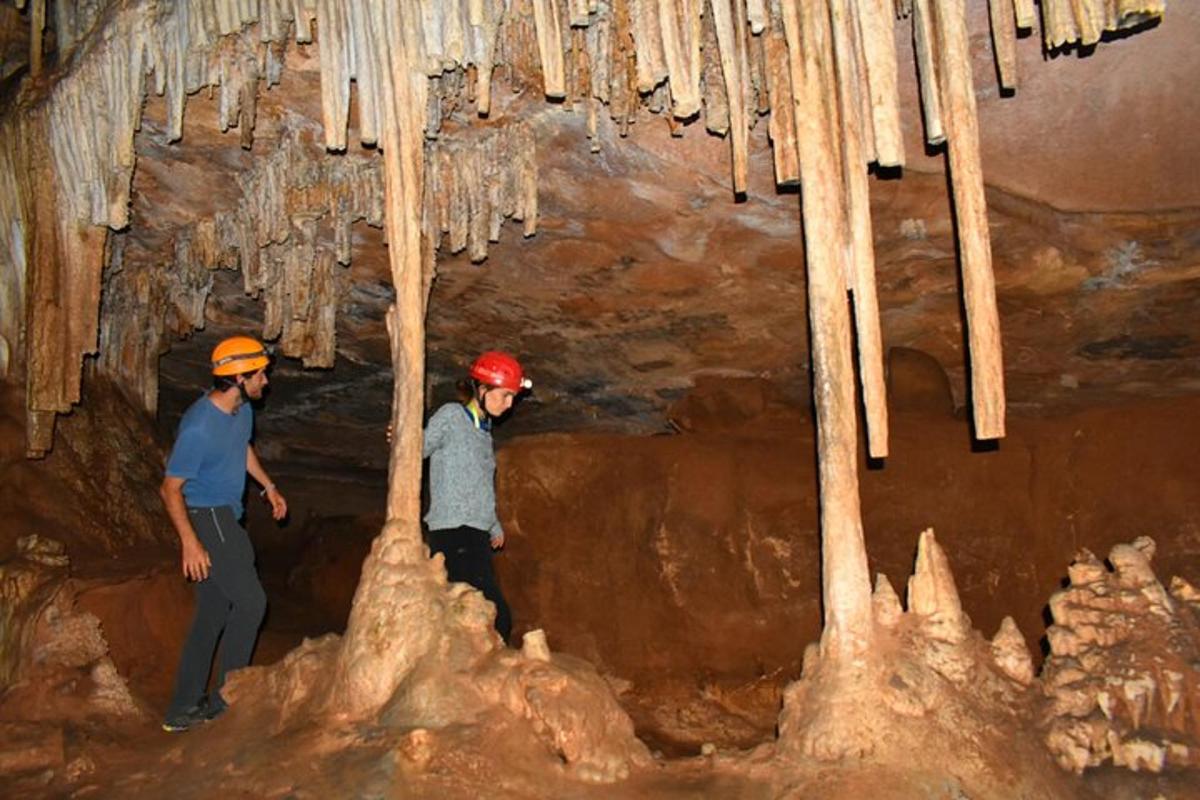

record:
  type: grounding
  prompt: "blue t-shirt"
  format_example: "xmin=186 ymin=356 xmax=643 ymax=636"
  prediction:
xmin=165 ymin=394 xmax=254 ymax=517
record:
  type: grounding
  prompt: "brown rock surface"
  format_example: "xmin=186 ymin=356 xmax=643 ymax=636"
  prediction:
xmin=493 ymin=382 xmax=1200 ymax=750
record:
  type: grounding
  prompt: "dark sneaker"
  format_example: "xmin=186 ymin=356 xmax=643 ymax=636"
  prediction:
xmin=198 ymin=692 xmax=227 ymax=722
xmin=161 ymin=704 xmax=207 ymax=733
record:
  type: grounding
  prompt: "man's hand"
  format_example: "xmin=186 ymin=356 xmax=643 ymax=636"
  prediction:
xmin=490 ymin=532 xmax=505 ymax=550
xmin=265 ymin=486 xmax=288 ymax=521
xmin=182 ymin=536 xmax=211 ymax=581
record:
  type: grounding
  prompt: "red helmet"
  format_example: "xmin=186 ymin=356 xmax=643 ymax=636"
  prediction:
xmin=470 ymin=351 xmax=532 ymax=393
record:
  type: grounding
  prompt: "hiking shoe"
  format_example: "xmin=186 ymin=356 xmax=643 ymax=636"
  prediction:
xmin=161 ymin=704 xmax=207 ymax=733
xmin=198 ymin=692 xmax=227 ymax=722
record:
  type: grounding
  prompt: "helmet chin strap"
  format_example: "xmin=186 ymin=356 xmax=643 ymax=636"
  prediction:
xmin=475 ymin=384 xmax=493 ymax=419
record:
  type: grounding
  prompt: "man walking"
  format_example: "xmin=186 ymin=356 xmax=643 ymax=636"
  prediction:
xmin=159 ymin=335 xmax=287 ymax=732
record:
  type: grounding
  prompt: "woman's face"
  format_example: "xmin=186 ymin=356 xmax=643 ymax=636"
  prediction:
xmin=482 ymin=387 xmax=516 ymax=417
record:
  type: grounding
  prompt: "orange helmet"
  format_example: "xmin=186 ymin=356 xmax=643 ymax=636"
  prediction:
xmin=211 ymin=336 xmax=270 ymax=377
xmin=469 ymin=351 xmax=531 ymax=393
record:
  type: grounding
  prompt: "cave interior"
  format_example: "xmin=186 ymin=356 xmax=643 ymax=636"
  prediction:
xmin=0 ymin=1 xmax=1198 ymax=798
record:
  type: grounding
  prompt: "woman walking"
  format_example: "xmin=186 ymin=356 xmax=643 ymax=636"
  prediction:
xmin=423 ymin=351 xmax=531 ymax=643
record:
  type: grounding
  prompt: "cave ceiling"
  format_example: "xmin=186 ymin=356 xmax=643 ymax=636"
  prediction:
xmin=79 ymin=1 xmax=1200 ymax=473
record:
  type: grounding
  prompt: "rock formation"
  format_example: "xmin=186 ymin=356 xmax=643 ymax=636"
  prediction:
xmin=1043 ymin=536 xmax=1200 ymax=773
xmin=768 ymin=530 xmax=1073 ymax=796
xmin=0 ymin=535 xmax=145 ymax=784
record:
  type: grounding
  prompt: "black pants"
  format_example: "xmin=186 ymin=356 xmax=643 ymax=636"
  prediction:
xmin=166 ymin=506 xmax=267 ymax=717
xmin=428 ymin=526 xmax=512 ymax=643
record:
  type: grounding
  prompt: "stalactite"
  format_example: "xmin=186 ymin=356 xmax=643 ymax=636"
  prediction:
xmin=1042 ymin=0 xmax=1081 ymax=48
xmin=532 ymin=0 xmax=567 ymax=98
xmin=831 ymin=0 xmax=889 ymax=458
xmin=747 ymin=16 xmax=770 ymax=116
xmin=847 ymin=0 xmax=877 ymax=163
xmin=29 ymin=0 xmax=44 ymax=76
xmin=746 ymin=0 xmax=767 ymax=33
xmin=708 ymin=0 xmax=751 ymax=193
xmin=1013 ymin=0 xmax=1036 ymax=29
xmin=1070 ymin=0 xmax=1103 ymax=47
xmin=425 ymin=121 xmax=539 ymax=264
xmin=700 ymin=7 xmax=729 ymax=135
xmin=1040 ymin=0 xmax=1163 ymax=49
xmin=584 ymin=11 xmax=611 ymax=150
xmin=930 ymin=0 xmax=1005 ymax=439
xmin=52 ymin=0 xmax=106 ymax=58
xmin=569 ymin=0 xmax=592 ymax=27
xmin=469 ymin=0 xmax=502 ymax=116
xmin=856 ymin=0 xmax=904 ymax=167
xmin=988 ymin=0 xmax=1018 ymax=91
xmin=629 ymin=0 xmax=669 ymax=92
xmin=317 ymin=0 xmax=352 ymax=150
xmin=657 ymin=0 xmax=703 ymax=118
xmin=911 ymin=0 xmax=944 ymax=145
xmin=606 ymin=0 xmax=640 ymax=136
xmin=763 ymin=2 xmax=799 ymax=185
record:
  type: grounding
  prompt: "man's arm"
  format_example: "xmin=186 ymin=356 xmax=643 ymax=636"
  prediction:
xmin=160 ymin=477 xmax=211 ymax=581
xmin=247 ymin=444 xmax=288 ymax=521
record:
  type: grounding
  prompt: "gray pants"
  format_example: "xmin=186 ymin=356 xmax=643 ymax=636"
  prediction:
xmin=166 ymin=506 xmax=267 ymax=717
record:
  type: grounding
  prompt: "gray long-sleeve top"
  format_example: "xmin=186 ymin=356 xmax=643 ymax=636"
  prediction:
xmin=422 ymin=403 xmax=503 ymax=541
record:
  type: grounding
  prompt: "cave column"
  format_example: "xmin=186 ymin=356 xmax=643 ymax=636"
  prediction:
xmin=782 ymin=0 xmax=874 ymax=660
xmin=329 ymin=2 xmax=436 ymax=718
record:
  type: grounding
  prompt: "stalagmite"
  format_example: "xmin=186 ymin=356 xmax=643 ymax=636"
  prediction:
xmin=930 ymin=0 xmax=1006 ymax=439
xmin=522 ymin=628 xmax=553 ymax=661
xmin=831 ymin=0 xmax=889 ymax=459
xmin=988 ymin=0 xmax=1018 ymax=90
xmin=990 ymin=616 xmax=1034 ymax=685
xmin=911 ymin=0 xmax=944 ymax=145
xmin=1043 ymin=538 xmax=1200 ymax=773
xmin=907 ymin=528 xmax=967 ymax=642
xmin=532 ymin=0 xmax=567 ymax=97
xmin=872 ymin=573 xmax=902 ymax=628
xmin=782 ymin=0 xmax=873 ymax=658
xmin=856 ymin=0 xmax=904 ymax=167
